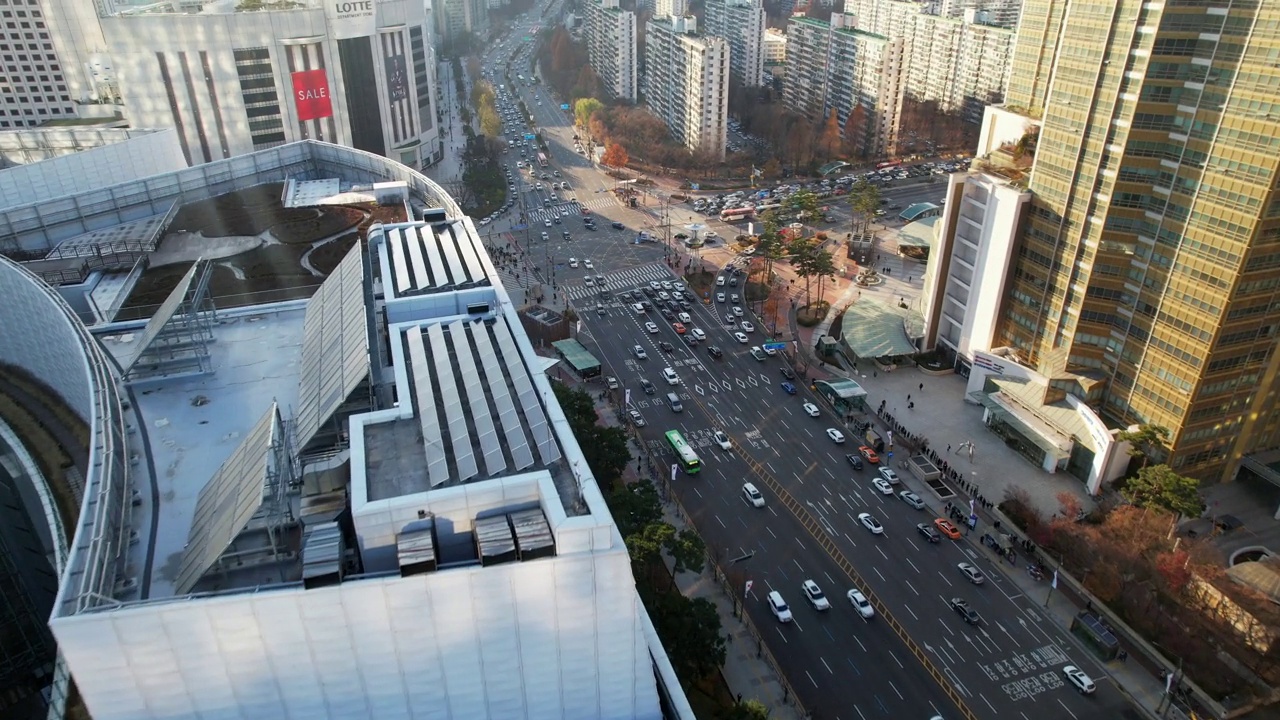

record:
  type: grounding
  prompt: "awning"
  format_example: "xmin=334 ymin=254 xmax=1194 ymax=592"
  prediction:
xmin=838 ymin=300 xmax=920 ymax=358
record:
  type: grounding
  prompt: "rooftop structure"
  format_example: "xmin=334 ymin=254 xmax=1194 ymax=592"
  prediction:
xmin=0 ymin=140 xmax=684 ymax=720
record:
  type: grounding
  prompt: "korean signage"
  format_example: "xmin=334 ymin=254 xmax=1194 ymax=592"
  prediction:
xmin=326 ymin=0 xmax=377 ymax=40
xmin=291 ymin=69 xmax=333 ymax=121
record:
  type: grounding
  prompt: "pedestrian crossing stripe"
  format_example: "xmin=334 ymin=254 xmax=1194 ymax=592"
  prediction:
xmin=564 ymin=262 xmax=674 ymax=301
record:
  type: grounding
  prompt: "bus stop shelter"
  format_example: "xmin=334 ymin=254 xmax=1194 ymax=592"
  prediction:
xmin=551 ymin=339 xmax=601 ymax=378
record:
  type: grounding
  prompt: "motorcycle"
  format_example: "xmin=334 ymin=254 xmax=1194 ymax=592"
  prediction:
xmin=1027 ymin=565 xmax=1045 ymax=581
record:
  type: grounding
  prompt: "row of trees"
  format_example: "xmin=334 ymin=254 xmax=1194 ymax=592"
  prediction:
xmin=1003 ymin=425 xmax=1280 ymax=699
xmin=549 ymin=383 xmax=734 ymax=695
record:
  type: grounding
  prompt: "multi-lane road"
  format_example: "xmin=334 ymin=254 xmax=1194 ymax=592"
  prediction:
xmin=573 ymin=269 xmax=1130 ymax=720
xmin=477 ymin=12 xmax=1128 ymax=720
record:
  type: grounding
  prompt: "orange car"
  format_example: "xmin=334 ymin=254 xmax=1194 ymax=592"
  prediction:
xmin=934 ymin=518 xmax=962 ymax=540
xmin=858 ymin=446 xmax=880 ymax=464
xmin=672 ymin=322 xmax=687 ymax=334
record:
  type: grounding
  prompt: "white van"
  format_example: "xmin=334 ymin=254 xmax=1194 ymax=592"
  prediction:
xmin=667 ymin=392 xmax=683 ymax=412
xmin=662 ymin=367 xmax=680 ymax=385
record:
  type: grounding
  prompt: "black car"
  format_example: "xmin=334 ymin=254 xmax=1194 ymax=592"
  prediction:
xmin=845 ymin=454 xmax=864 ymax=471
xmin=611 ymin=221 xmax=625 ymax=229
xmin=660 ymin=309 xmax=675 ymax=321
xmin=642 ymin=286 xmax=657 ymax=297
xmin=780 ymin=366 xmax=796 ymax=380
xmin=639 ymin=378 xmax=656 ymax=395
xmin=684 ymin=335 xmax=699 ymax=347
xmin=658 ymin=341 xmax=674 ymax=353
xmin=917 ymin=523 xmax=941 ymax=543
xmin=707 ymin=346 xmax=723 ymax=359
xmin=951 ymin=598 xmax=981 ymax=625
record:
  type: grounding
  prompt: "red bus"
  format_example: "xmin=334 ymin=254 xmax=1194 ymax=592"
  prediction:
xmin=720 ymin=207 xmax=756 ymax=223
xmin=537 ymin=152 xmax=549 ymax=168
xmin=875 ymin=160 xmax=901 ymax=170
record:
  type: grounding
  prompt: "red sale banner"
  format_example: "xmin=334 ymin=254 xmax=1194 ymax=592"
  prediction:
xmin=292 ymin=69 xmax=333 ymax=121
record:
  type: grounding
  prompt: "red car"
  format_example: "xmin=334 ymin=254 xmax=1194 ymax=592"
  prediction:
xmin=672 ymin=322 xmax=687 ymax=335
xmin=859 ymin=446 xmax=880 ymax=464
xmin=934 ymin=518 xmax=962 ymax=540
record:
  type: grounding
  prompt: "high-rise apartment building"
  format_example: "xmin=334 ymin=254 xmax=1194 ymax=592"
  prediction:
xmin=642 ymin=15 xmax=729 ymax=161
xmin=783 ymin=14 xmax=905 ymax=158
xmin=763 ymin=27 xmax=788 ymax=65
xmin=846 ymin=0 xmax=1014 ymax=123
xmin=438 ymin=0 xmax=489 ymax=38
xmin=936 ymin=0 xmax=1023 ymax=28
xmin=992 ymin=0 xmax=1280 ymax=482
xmin=703 ymin=0 xmax=767 ymax=87
xmin=584 ymin=0 xmax=639 ymax=102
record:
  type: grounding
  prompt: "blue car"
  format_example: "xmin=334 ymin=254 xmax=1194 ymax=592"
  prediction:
xmin=781 ymin=381 xmax=796 ymax=395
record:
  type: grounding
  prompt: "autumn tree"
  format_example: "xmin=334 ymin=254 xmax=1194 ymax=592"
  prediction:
xmin=601 ymin=142 xmax=629 ymax=167
xmin=842 ymin=104 xmax=868 ymax=159
xmin=847 ymin=179 xmax=881 ymax=238
xmin=574 ymin=97 xmax=604 ymax=129
xmin=818 ymin=109 xmax=842 ymax=159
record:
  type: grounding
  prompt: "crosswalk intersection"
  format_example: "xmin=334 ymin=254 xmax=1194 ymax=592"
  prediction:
xmin=563 ymin=262 xmax=674 ymax=302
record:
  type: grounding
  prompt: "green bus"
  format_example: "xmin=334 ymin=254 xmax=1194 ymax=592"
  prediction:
xmin=665 ymin=430 xmax=702 ymax=474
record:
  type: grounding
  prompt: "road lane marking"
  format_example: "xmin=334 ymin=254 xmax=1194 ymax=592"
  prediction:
xmin=767 ymin=526 xmax=777 ymax=539
xmin=821 ymin=657 xmax=834 ymax=674
xmin=1056 ymin=699 xmax=1078 ymax=719
xmin=794 ymin=536 xmax=806 ymax=551
xmin=805 ymin=671 xmax=819 ymax=688
xmin=887 ymin=649 xmax=905 ymax=669
xmin=824 ymin=570 xmax=835 ymax=585
xmin=904 ymin=604 xmax=919 ymax=621
xmin=693 ymin=487 xmax=703 ymax=498
xmin=793 ymin=558 xmax=804 ymax=573
xmin=775 ymin=627 xmax=789 ymax=643
xmin=853 ymin=635 xmax=867 ymax=652
xmin=980 ymin=693 xmax=997 ymax=714
xmin=875 ymin=567 xmax=887 ymax=582
xmin=904 ymin=579 xmax=920 ymax=596
xmin=876 ymin=546 xmax=888 ymax=561
xmin=906 ymin=558 xmax=922 ymax=574
xmin=888 ymin=680 xmax=905 ymax=700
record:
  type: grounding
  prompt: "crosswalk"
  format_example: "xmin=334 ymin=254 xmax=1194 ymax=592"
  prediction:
xmin=563 ymin=262 xmax=674 ymax=302
xmin=528 ymin=201 xmax=582 ymax=226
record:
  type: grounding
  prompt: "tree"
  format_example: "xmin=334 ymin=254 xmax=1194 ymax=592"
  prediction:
xmin=1123 ymin=464 xmax=1203 ymax=518
xmin=842 ymin=104 xmax=868 ymax=159
xmin=789 ymin=237 xmax=821 ymax=304
xmin=847 ymin=179 xmax=881 ymax=239
xmin=785 ymin=189 xmax=820 ymax=221
xmin=817 ymin=109 xmax=842 ymax=159
xmin=607 ymin=480 xmax=663 ymax=538
xmin=664 ymin=528 xmax=705 ymax=587
xmin=649 ymin=593 xmax=727 ymax=683
xmin=1116 ymin=423 xmax=1171 ymax=468
xmin=550 ymin=382 xmax=632 ymax=485
xmin=810 ymin=247 xmax=837 ymax=307
xmin=601 ymin=142 xmax=629 ymax=168
xmin=723 ymin=699 xmax=771 ymax=720
xmin=761 ymin=157 xmax=782 ymax=179
xmin=574 ymin=97 xmax=604 ymax=129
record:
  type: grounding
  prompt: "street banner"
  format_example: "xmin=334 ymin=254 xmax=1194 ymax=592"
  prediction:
xmin=744 ymin=580 xmax=753 ymax=598
xmin=671 ymin=463 xmax=678 ymax=481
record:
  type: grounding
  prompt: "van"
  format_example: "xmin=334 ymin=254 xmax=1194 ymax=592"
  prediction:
xmin=667 ymin=392 xmax=683 ymax=412
xmin=662 ymin=367 xmax=680 ymax=385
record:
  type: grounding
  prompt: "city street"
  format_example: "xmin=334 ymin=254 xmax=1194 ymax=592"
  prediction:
xmin=444 ymin=8 xmax=1129 ymax=719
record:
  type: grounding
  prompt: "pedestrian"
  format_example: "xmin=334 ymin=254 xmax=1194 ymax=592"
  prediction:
xmin=947 ymin=443 xmax=952 ymax=454
xmin=873 ymin=370 xmax=877 ymax=378
xmin=919 ymin=382 xmax=924 ymax=391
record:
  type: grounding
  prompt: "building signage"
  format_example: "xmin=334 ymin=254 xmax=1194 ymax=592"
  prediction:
xmin=292 ymin=70 xmax=333 ymax=121
xmin=326 ymin=0 xmax=377 ymax=40
xmin=971 ymin=351 xmax=1009 ymax=375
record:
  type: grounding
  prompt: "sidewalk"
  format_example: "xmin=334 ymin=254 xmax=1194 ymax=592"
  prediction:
xmin=581 ymin=389 xmax=805 ymax=719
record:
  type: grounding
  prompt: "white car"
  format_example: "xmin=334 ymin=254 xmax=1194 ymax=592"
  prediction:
xmin=716 ymin=292 xmax=726 ymax=303
xmin=872 ymin=478 xmax=894 ymax=495
xmin=734 ymin=331 xmax=749 ymax=344
xmin=857 ymin=512 xmax=884 ymax=535
xmin=767 ymin=590 xmax=792 ymax=622
xmin=826 ymin=428 xmax=846 ymax=443
xmin=740 ymin=321 xmax=755 ymax=333
xmin=714 ymin=430 xmax=732 ymax=450
xmin=732 ymin=306 xmax=744 ymax=317
xmin=645 ymin=322 xmax=659 ymax=334
xmin=847 ymin=587 xmax=875 ymax=618
xmin=762 ymin=345 xmax=778 ymax=357
xmin=878 ymin=467 xmax=900 ymax=484
xmin=568 ymin=257 xmax=579 ymax=268
xmin=662 ymin=367 xmax=680 ymax=385
xmin=691 ymin=327 xmax=706 ymax=341
xmin=803 ymin=402 xmax=820 ymax=417
xmin=802 ymin=580 xmax=831 ymax=611
xmin=742 ymin=482 xmax=765 ymax=507
xmin=633 ymin=345 xmax=648 ymax=359
xmin=584 ymin=259 xmax=594 ymax=269
xmin=958 ymin=562 xmax=985 ymax=585
xmin=1063 ymin=665 xmax=1096 ymax=694
xmin=899 ymin=490 xmax=925 ymax=509
xmin=583 ymin=276 xmax=593 ymax=286
xmin=673 ymin=282 xmax=685 ymax=292
xmin=660 ymin=281 xmax=673 ymax=290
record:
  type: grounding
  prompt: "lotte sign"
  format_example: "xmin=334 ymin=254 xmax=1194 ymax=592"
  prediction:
xmin=325 ymin=0 xmax=377 ymax=40
xmin=292 ymin=70 xmax=333 ymax=121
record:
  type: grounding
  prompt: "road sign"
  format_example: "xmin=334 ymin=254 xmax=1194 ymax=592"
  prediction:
xmin=560 ymin=104 xmax=570 ymax=111
xmin=762 ymin=342 xmax=787 ymax=351
xmin=524 ymin=133 xmax=535 ymax=140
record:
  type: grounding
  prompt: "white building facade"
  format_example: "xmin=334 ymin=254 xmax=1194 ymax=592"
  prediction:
xmin=703 ymin=0 xmax=767 ymax=87
xmin=784 ymin=15 xmax=905 ymax=158
xmin=584 ymin=0 xmax=639 ymax=102
xmin=845 ymin=0 xmax=1014 ymax=123
xmin=642 ymin=16 xmax=729 ymax=161
xmin=763 ymin=27 xmax=788 ymax=65
xmin=98 ymin=0 xmax=442 ymax=169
